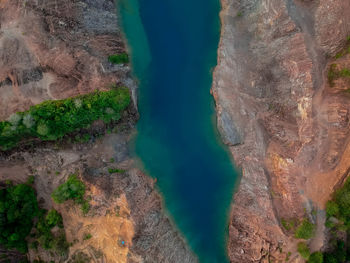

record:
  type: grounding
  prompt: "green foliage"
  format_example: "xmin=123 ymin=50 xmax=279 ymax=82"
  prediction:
xmin=108 ymin=168 xmax=126 ymax=174
xmin=51 ymin=175 xmax=89 ymax=215
xmin=52 ymin=175 xmax=85 ymax=204
xmin=297 ymin=242 xmax=310 ymax=259
xmin=326 ymin=201 xmax=339 ymax=218
xmin=285 ymin=251 xmax=291 ymax=261
xmin=45 ymin=209 xmax=63 ymax=228
xmin=321 ymin=177 xmax=350 ymax=262
xmin=108 ymin=53 xmax=129 ymax=64
xmin=295 ymin=219 xmax=315 ymax=239
xmin=308 ymin=252 xmax=323 ymax=263
xmin=79 ymin=199 xmax=90 ymax=215
xmin=83 ymin=233 xmax=92 ymax=240
xmin=328 ymin=64 xmax=338 ymax=86
xmin=328 ymin=63 xmax=350 ymax=87
xmin=281 ymin=218 xmax=296 ymax=231
xmin=26 ymin=175 xmax=35 ymax=185
xmin=0 ymin=88 xmax=131 ymax=150
xmin=323 ymin=240 xmax=349 ymax=263
xmin=35 ymin=209 xmax=68 ymax=255
xmin=0 ymin=183 xmax=38 ymax=253
xmin=331 ymin=178 xmax=350 ymax=222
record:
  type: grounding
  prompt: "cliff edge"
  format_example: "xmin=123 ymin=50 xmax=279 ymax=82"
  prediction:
xmin=213 ymin=0 xmax=350 ymax=262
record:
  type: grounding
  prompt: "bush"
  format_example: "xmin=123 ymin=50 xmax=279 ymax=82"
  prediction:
xmin=281 ymin=218 xmax=296 ymax=231
xmin=326 ymin=201 xmax=339 ymax=218
xmin=0 ymin=88 xmax=131 ymax=150
xmin=308 ymin=252 xmax=323 ymax=263
xmin=108 ymin=53 xmax=129 ymax=64
xmin=108 ymin=168 xmax=126 ymax=174
xmin=35 ymin=209 xmax=68 ymax=255
xmin=83 ymin=233 xmax=92 ymax=240
xmin=52 ymin=175 xmax=85 ymax=204
xmin=45 ymin=209 xmax=63 ymax=228
xmin=298 ymin=242 xmax=310 ymax=259
xmin=0 ymin=184 xmax=38 ymax=253
xmin=333 ymin=179 xmax=350 ymax=220
xmin=295 ymin=219 xmax=315 ymax=239
xmin=51 ymin=175 xmax=89 ymax=214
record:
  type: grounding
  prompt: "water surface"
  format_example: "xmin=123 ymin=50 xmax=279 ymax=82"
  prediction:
xmin=118 ymin=0 xmax=238 ymax=262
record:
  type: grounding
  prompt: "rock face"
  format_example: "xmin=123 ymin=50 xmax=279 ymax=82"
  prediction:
xmin=213 ymin=0 xmax=350 ymax=262
xmin=0 ymin=0 xmax=133 ymax=120
xmin=0 ymin=1 xmax=196 ymax=262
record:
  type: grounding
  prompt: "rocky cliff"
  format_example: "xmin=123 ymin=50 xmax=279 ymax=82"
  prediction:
xmin=213 ymin=0 xmax=350 ymax=262
xmin=0 ymin=0 xmax=196 ymax=262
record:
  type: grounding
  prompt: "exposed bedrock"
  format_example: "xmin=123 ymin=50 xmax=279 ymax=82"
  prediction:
xmin=213 ymin=0 xmax=350 ymax=261
xmin=0 ymin=0 xmax=135 ymax=120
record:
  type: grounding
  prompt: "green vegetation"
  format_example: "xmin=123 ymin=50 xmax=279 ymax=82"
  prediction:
xmin=0 ymin=182 xmax=69 ymax=257
xmin=326 ymin=178 xmax=350 ymax=228
xmin=295 ymin=218 xmax=315 ymax=239
xmin=308 ymin=252 xmax=324 ymax=263
xmin=34 ymin=209 xmax=68 ymax=256
xmin=83 ymin=233 xmax=92 ymax=240
xmin=328 ymin=62 xmax=350 ymax=87
xmin=333 ymin=37 xmax=350 ymax=59
xmin=51 ymin=174 xmax=90 ymax=215
xmin=0 ymin=88 xmax=131 ymax=150
xmin=108 ymin=168 xmax=126 ymax=174
xmin=108 ymin=53 xmax=129 ymax=64
xmin=309 ymin=177 xmax=350 ymax=262
xmin=285 ymin=251 xmax=291 ymax=261
xmin=298 ymin=242 xmax=310 ymax=259
xmin=45 ymin=209 xmax=63 ymax=228
xmin=0 ymin=183 xmax=38 ymax=253
xmin=281 ymin=218 xmax=296 ymax=231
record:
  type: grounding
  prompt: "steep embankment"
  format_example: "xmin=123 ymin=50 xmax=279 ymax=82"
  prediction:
xmin=213 ymin=0 xmax=350 ymax=262
xmin=0 ymin=0 xmax=196 ymax=262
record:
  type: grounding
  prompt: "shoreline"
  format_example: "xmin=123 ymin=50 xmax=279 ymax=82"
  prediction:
xmin=115 ymin=0 xmax=200 ymax=261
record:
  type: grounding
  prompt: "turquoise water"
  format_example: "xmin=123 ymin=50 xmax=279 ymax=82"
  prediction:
xmin=118 ymin=0 xmax=238 ymax=262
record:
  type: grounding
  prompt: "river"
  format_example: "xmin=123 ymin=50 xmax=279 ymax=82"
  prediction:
xmin=118 ymin=0 xmax=238 ymax=262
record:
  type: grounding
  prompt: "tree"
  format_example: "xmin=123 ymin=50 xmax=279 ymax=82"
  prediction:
xmin=0 ymin=184 xmax=38 ymax=252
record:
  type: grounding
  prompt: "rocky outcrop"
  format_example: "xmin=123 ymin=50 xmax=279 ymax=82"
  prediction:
xmin=213 ymin=0 xmax=350 ymax=262
xmin=0 ymin=0 xmax=134 ymax=120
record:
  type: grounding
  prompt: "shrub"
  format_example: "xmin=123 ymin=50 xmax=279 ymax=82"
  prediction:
xmin=108 ymin=168 xmax=126 ymax=174
xmin=35 ymin=209 xmax=68 ymax=255
xmin=52 ymin=175 xmax=85 ymax=204
xmin=108 ymin=53 xmax=129 ymax=64
xmin=83 ymin=233 xmax=92 ymax=240
xmin=326 ymin=201 xmax=340 ymax=218
xmin=45 ymin=209 xmax=63 ymax=228
xmin=298 ymin=242 xmax=310 ymax=259
xmin=281 ymin=218 xmax=296 ymax=231
xmin=0 ymin=184 xmax=39 ymax=252
xmin=51 ymin=175 xmax=89 ymax=214
xmin=308 ymin=252 xmax=323 ymax=263
xmin=295 ymin=219 xmax=315 ymax=239
xmin=0 ymin=88 xmax=131 ymax=150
